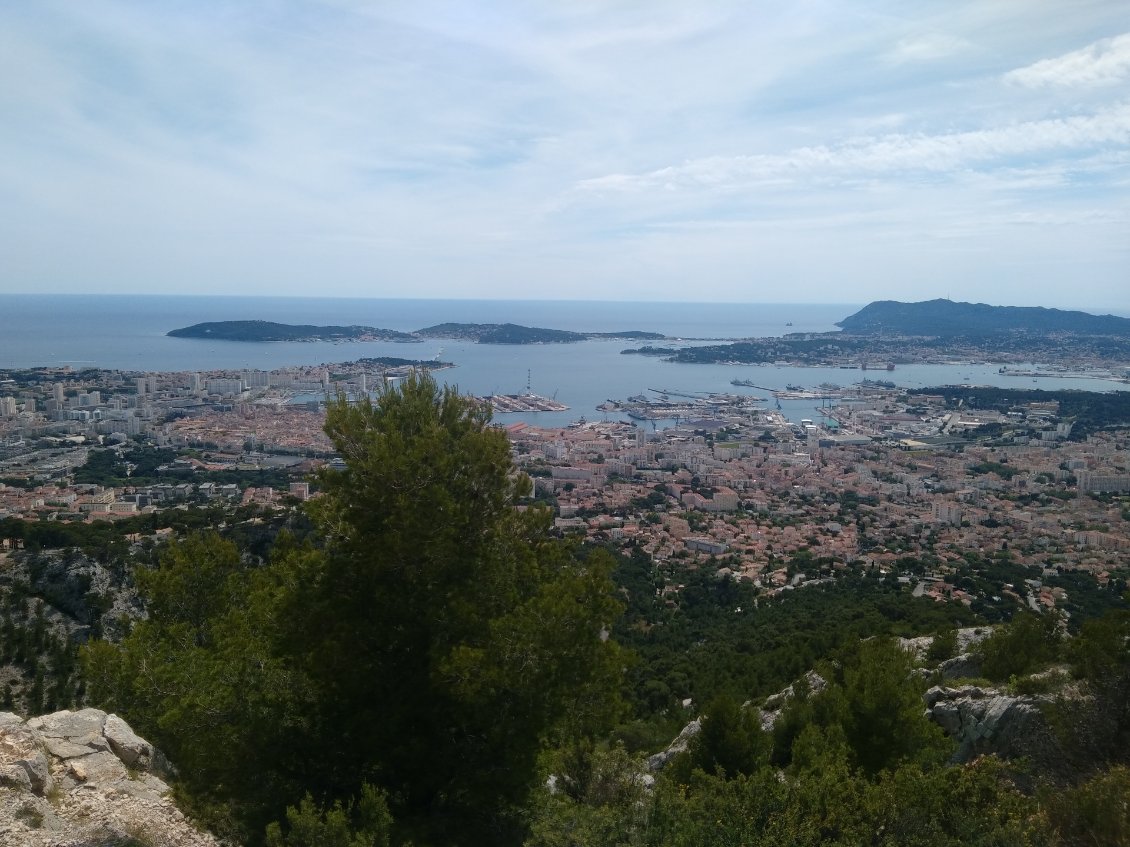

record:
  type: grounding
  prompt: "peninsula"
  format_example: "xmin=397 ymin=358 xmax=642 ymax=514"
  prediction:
xmin=168 ymin=320 xmax=667 ymax=345
xmin=167 ymin=320 xmax=418 ymax=343
xmin=836 ymin=299 xmax=1130 ymax=336
xmin=414 ymin=323 xmax=665 ymax=344
xmin=623 ymin=299 xmax=1130 ymax=367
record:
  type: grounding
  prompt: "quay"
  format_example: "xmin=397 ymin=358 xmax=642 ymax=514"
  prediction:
xmin=483 ymin=393 xmax=569 ymax=413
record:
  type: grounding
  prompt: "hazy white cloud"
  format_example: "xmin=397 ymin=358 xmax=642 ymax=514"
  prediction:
xmin=1005 ymin=32 xmax=1130 ymax=88
xmin=576 ymin=105 xmax=1130 ymax=193
xmin=0 ymin=1 xmax=1128 ymax=308
xmin=886 ymin=33 xmax=972 ymax=65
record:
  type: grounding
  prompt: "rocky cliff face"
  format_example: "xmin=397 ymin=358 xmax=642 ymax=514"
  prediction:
xmin=0 ymin=708 xmax=221 ymax=847
xmin=924 ymin=685 xmax=1050 ymax=764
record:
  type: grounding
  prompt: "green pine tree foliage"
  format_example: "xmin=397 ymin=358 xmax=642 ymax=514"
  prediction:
xmin=979 ymin=610 xmax=1063 ymax=682
xmin=668 ymin=693 xmax=769 ymax=783
xmin=1050 ymin=608 xmax=1130 ymax=782
xmin=622 ymin=757 xmax=1049 ymax=847
xmin=284 ymin=374 xmax=625 ymax=844
xmin=925 ymin=626 xmax=959 ymax=662
xmin=527 ymin=638 xmax=1050 ymax=846
xmin=770 ymin=637 xmax=949 ymax=776
xmin=1043 ymin=766 xmax=1130 ymax=847
xmin=525 ymin=744 xmax=652 ymax=847
xmin=83 ymin=531 xmax=316 ymax=835
xmin=265 ymin=783 xmax=394 ymax=847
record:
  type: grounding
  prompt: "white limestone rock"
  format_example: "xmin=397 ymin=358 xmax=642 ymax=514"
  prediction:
xmin=104 ymin=713 xmax=152 ymax=768
xmin=759 ymin=670 xmax=827 ymax=731
xmin=646 ymin=718 xmax=702 ymax=772
xmin=0 ymin=709 xmax=222 ymax=847
xmin=923 ymin=685 xmax=1048 ymax=764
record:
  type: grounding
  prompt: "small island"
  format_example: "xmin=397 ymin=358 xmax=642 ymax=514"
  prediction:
xmin=169 ymin=320 xmax=668 ymax=345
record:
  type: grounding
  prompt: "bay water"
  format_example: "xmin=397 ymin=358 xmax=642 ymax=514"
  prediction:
xmin=1 ymin=295 xmax=1125 ymax=427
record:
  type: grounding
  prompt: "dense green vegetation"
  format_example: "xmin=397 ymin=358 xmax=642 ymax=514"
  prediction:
xmin=73 ymin=444 xmax=299 ymax=489
xmin=0 ymin=588 xmax=82 ymax=713
xmin=611 ymin=547 xmax=980 ymax=737
xmin=1 ymin=503 xmax=310 ymax=560
xmin=529 ymin=609 xmax=1130 ymax=847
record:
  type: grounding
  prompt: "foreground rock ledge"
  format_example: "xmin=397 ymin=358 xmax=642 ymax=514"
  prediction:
xmin=0 ymin=708 xmax=222 ymax=847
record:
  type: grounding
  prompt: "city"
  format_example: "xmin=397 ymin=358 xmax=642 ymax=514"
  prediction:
xmin=3 ymin=361 xmax=1128 ymax=620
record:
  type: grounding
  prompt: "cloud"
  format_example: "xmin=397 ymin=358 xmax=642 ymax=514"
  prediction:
xmin=1005 ymin=32 xmax=1130 ymax=88
xmin=575 ymin=104 xmax=1130 ymax=194
xmin=885 ymin=33 xmax=972 ymax=65
xmin=2 ymin=1 xmax=1129 ymax=307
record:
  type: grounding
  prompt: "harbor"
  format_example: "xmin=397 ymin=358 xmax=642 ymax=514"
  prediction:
xmin=598 ymin=387 xmax=767 ymax=422
xmin=483 ymin=392 xmax=569 ymax=413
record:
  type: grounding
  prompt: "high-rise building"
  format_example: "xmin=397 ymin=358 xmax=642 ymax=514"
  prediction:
xmin=205 ymin=378 xmax=244 ymax=397
xmin=243 ymin=370 xmax=270 ymax=388
xmin=1077 ymin=470 xmax=1130 ymax=494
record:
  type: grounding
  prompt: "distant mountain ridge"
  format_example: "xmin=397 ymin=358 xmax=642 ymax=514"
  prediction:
xmin=836 ymin=299 xmax=1130 ymax=336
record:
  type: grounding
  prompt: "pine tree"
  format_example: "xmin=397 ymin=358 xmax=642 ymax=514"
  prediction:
xmin=283 ymin=373 xmax=625 ymax=844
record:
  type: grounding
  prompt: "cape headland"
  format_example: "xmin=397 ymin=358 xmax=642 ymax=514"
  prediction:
xmin=623 ymin=299 xmax=1130 ymax=367
xmin=835 ymin=298 xmax=1130 ymax=337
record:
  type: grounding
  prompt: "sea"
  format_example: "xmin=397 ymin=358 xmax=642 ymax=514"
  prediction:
xmin=2 ymin=294 xmax=1127 ymax=429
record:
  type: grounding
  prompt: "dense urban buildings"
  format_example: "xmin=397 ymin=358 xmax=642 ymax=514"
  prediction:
xmin=3 ymin=361 xmax=1128 ymax=614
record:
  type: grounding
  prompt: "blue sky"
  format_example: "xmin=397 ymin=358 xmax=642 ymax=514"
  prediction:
xmin=2 ymin=1 xmax=1128 ymax=309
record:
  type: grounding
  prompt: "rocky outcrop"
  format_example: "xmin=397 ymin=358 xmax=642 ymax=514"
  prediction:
xmin=937 ymin=652 xmax=983 ymax=680
xmin=898 ymin=627 xmax=992 ymax=665
xmin=758 ymin=670 xmax=826 ymax=732
xmin=0 ymin=708 xmax=221 ymax=847
xmin=643 ymin=670 xmax=829 ymax=775
xmin=645 ymin=719 xmax=701 ymax=772
xmin=1 ymin=548 xmax=142 ymax=640
xmin=924 ymin=685 xmax=1048 ymax=764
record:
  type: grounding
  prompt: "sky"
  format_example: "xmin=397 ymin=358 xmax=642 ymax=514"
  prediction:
xmin=2 ymin=1 xmax=1128 ymax=309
